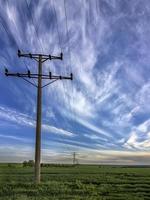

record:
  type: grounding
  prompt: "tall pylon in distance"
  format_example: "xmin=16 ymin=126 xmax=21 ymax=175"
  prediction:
xmin=5 ymin=50 xmax=73 ymax=184
xmin=73 ymin=152 xmax=78 ymax=165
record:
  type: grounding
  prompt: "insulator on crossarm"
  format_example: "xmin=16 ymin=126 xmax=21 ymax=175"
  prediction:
xmin=5 ymin=68 xmax=8 ymax=76
xmin=49 ymin=72 xmax=52 ymax=79
xmin=29 ymin=53 xmax=32 ymax=58
xmin=18 ymin=49 xmax=21 ymax=57
xmin=60 ymin=52 xmax=63 ymax=60
xmin=27 ymin=70 xmax=31 ymax=78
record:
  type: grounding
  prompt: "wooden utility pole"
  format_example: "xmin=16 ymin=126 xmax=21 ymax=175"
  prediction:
xmin=5 ymin=50 xmax=73 ymax=184
xmin=35 ymin=55 xmax=42 ymax=184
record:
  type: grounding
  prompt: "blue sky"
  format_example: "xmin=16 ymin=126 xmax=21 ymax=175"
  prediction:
xmin=0 ymin=0 xmax=150 ymax=164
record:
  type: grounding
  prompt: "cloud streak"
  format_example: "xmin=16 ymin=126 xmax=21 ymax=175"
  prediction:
xmin=0 ymin=105 xmax=75 ymax=137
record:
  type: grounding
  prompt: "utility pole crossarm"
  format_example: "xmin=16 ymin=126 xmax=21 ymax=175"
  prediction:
xmin=18 ymin=50 xmax=63 ymax=61
xmin=5 ymin=69 xmax=73 ymax=82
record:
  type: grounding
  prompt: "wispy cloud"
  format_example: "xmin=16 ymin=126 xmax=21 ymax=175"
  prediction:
xmin=0 ymin=134 xmax=30 ymax=143
xmin=123 ymin=118 xmax=150 ymax=150
xmin=0 ymin=105 xmax=75 ymax=137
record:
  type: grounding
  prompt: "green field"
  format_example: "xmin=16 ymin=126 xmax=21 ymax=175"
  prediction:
xmin=0 ymin=164 xmax=150 ymax=200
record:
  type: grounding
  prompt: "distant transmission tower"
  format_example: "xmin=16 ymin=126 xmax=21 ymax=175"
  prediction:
xmin=73 ymin=152 xmax=78 ymax=165
xmin=5 ymin=50 xmax=73 ymax=184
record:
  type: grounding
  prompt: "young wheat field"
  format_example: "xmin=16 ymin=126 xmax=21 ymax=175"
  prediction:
xmin=0 ymin=164 xmax=150 ymax=200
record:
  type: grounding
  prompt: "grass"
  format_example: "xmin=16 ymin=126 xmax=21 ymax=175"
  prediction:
xmin=0 ymin=164 xmax=150 ymax=199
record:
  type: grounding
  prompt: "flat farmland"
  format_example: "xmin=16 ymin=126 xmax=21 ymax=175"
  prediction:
xmin=0 ymin=164 xmax=150 ymax=200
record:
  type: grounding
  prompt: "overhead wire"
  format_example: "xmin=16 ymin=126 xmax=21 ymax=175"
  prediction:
xmin=24 ymin=0 xmax=44 ymax=54
xmin=63 ymin=0 xmax=72 ymax=71
xmin=63 ymin=0 xmax=74 ymax=120
xmin=63 ymin=0 xmax=78 ymax=156
xmin=52 ymin=0 xmax=68 ymax=110
xmin=52 ymin=0 xmax=62 ymax=53
xmin=24 ymin=0 xmax=46 ymax=85
xmin=50 ymin=0 xmax=70 ymax=157
xmin=0 ymin=11 xmax=37 ymax=86
xmin=0 ymin=19 xmax=11 ymax=72
xmin=64 ymin=0 xmax=76 ymax=131
xmin=0 ymin=9 xmax=37 ymax=107
xmin=50 ymin=0 xmax=73 ymax=157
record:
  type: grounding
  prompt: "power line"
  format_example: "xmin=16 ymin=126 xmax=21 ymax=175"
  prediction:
xmin=50 ymin=1 xmax=76 ymax=149
xmin=50 ymin=0 xmax=73 ymax=154
xmin=63 ymin=0 xmax=78 ymax=141
xmin=24 ymin=0 xmax=44 ymax=53
xmin=51 ymin=0 xmax=62 ymax=53
xmin=63 ymin=0 xmax=72 ymax=70
xmin=0 ymin=15 xmax=37 ymax=86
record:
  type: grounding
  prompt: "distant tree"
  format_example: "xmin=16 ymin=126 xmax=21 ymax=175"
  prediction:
xmin=28 ymin=160 xmax=34 ymax=167
xmin=23 ymin=161 xmax=28 ymax=167
xmin=23 ymin=160 xmax=34 ymax=167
